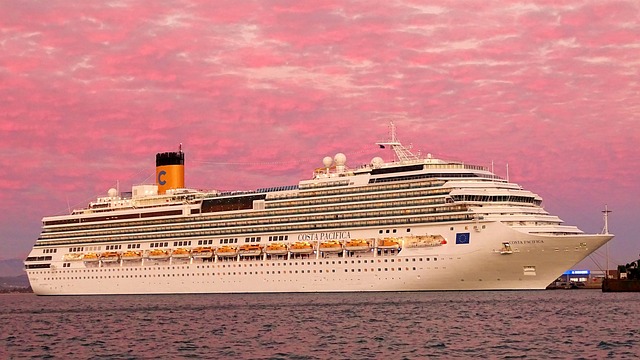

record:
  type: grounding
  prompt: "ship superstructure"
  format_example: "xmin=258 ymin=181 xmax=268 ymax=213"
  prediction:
xmin=24 ymin=124 xmax=613 ymax=295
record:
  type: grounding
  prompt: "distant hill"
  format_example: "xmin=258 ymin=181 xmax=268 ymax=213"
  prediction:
xmin=0 ymin=274 xmax=30 ymax=292
xmin=0 ymin=259 xmax=25 ymax=277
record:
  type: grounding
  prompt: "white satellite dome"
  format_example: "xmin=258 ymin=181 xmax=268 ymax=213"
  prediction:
xmin=322 ymin=156 xmax=333 ymax=168
xmin=371 ymin=157 xmax=384 ymax=168
xmin=334 ymin=153 xmax=347 ymax=166
xmin=108 ymin=188 xmax=118 ymax=198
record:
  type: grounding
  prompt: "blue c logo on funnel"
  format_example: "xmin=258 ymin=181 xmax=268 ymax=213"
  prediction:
xmin=158 ymin=170 xmax=167 ymax=185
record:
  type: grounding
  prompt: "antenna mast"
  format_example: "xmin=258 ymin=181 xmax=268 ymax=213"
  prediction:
xmin=602 ymin=204 xmax=611 ymax=234
xmin=602 ymin=204 xmax=612 ymax=278
xmin=376 ymin=121 xmax=420 ymax=162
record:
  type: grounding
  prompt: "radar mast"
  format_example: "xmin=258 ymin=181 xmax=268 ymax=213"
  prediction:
xmin=376 ymin=121 xmax=420 ymax=162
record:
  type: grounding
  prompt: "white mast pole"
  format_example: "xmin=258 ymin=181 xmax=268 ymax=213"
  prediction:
xmin=506 ymin=163 xmax=509 ymax=182
xmin=602 ymin=205 xmax=611 ymax=278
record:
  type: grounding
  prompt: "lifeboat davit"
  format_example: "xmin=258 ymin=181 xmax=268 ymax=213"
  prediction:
xmin=100 ymin=252 xmax=120 ymax=262
xmin=239 ymin=244 xmax=262 ymax=257
xmin=216 ymin=246 xmax=238 ymax=257
xmin=377 ymin=238 xmax=401 ymax=250
xmin=191 ymin=247 xmax=214 ymax=258
xmin=289 ymin=241 xmax=314 ymax=254
xmin=344 ymin=239 xmax=370 ymax=252
xmin=319 ymin=240 xmax=343 ymax=253
xmin=171 ymin=248 xmax=191 ymax=259
xmin=265 ymin=243 xmax=288 ymax=255
xmin=147 ymin=249 xmax=170 ymax=260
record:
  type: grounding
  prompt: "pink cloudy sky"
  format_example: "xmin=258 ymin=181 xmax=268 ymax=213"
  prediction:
xmin=1 ymin=1 xmax=638 ymax=270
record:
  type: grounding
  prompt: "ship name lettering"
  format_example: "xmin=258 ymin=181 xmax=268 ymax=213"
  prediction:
xmin=510 ymin=240 xmax=544 ymax=245
xmin=298 ymin=231 xmax=351 ymax=241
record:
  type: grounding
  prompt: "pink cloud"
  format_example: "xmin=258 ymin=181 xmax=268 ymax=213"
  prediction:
xmin=0 ymin=0 xmax=638 ymax=266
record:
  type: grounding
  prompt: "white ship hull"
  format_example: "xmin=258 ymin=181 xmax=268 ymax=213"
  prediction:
xmin=26 ymin=222 xmax=612 ymax=295
xmin=24 ymin=131 xmax=614 ymax=295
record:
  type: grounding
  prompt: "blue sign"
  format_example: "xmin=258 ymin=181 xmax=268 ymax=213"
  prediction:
xmin=455 ymin=233 xmax=470 ymax=245
xmin=563 ymin=270 xmax=590 ymax=275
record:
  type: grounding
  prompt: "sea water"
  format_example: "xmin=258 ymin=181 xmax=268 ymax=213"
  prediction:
xmin=1 ymin=290 xmax=639 ymax=359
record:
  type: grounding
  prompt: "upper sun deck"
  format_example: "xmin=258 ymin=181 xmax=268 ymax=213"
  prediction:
xmin=61 ymin=187 xmax=213 ymax=218
xmin=309 ymin=121 xmax=493 ymax=183
xmin=50 ymin=122 xmax=501 ymax=221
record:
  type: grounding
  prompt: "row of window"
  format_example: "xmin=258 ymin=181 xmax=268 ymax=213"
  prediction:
xmin=244 ymin=237 xmax=261 ymax=243
xmin=293 ymin=179 xmax=443 ymax=199
xmin=198 ymin=239 xmax=215 ymax=245
xmin=40 ymin=203 xmax=466 ymax=246
xmin=150 ymin=242 xmax=169 ymax=248
xmin=381 ymin=229 xmax=403 ymax=234
xmin=43 ymin=266 xmax=426 ymax=281
xmin=47 ymin=257 xmax=438 ymax=275
xmin=41 ymin=180 xmax=446 ymax=235
xmin=451 ymin=194 xmax=540 ymax=206
xmin=173 ymin=241 xmax=192 ymax=247
xmin=268 ymin=235 xmax=289 ymax=242
xmin=266 ymin=188 xmax=450 ymax=210
xmin=25 ymin=264 xmax=51 ymax=269
xmin=43 ymin=249 xmax=57 ymax=254
xmin=25 ymin=256 xmax=52 ymax=262
xmin=40 ymin=194 xmax=449 ymax=241
xmin=127 ymin=244 xmax=141 ymax=249
xmin=35 ymin=212 xmax=475 ymax=248
xmin=220 ymin=238 xmax=238 ymax=244
xmin=106 ymin=245 xmax=121 ymax=250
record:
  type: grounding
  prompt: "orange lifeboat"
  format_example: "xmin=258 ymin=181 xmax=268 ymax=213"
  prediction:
xmin=147 ymin=249 xmax=170 ymax=260
xmin=171 ymin=248 xmax=191 ymax=259
xmin=100 ymin=252 xmax=120 ymax=262
xmin=319 ymin=240 xmax=343 ymax=253
xmin=265 ymin=243 xmax=288 ymax=255
xmin=121 ymin=250 xmax=142 ymax=261
xmin=216 ymin=246 xmax=238 ymax=257
xmin=82 ymin=253 xmax=99 ymax=262
xmin=289 ymin=241 xmax=314 ymax=254
xmin=239 ymin=244 xmax=262 ymax=257
xmin=191 ymin=247 xmax=214 ymax=258
xmin=377 ymin=238 xmax=401 ymax=250
xmin=344 ymin=239 xmax=370 ymax=252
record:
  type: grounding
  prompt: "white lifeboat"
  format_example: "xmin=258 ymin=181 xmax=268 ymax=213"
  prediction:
xmin=64 ymin=253 xmax=84 ymax=261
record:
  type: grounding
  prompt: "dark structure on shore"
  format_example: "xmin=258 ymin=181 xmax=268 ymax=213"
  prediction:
xmin=602 ymin=259 xmax=640 ymax=292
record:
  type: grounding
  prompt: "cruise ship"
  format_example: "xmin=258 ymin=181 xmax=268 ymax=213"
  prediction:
xmin=24 ymin=124 xmax=613 ymax=295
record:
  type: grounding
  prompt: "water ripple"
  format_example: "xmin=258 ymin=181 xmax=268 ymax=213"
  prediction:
xmin=1 ymin=291 xmax=640 ymax=359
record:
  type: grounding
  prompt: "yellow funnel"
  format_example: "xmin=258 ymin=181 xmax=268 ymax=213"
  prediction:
xmin=156 ymin=151 xmax=184 ymax=194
